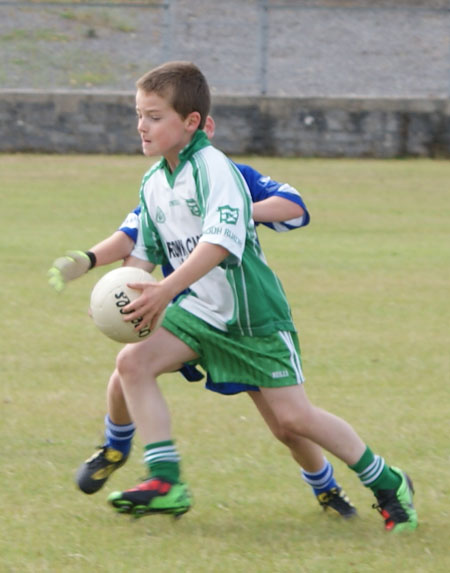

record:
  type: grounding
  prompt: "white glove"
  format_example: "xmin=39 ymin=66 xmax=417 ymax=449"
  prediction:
xmin=48 ymin=250 xmax=95 ymax=292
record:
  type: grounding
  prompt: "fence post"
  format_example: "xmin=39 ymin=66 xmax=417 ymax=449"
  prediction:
xmin=259 ymin=0 xmax=269 ymax=95
xmin=161 ymin=0 xmax=173 ymax=61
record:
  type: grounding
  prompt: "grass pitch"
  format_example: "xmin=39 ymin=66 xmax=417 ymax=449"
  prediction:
xmin=0 ymin=155 xmax=449 ymax=572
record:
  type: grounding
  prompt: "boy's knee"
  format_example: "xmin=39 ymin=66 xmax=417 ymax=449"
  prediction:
xmin=275 ymin=407 xmax=317 ymax=438
xmin=277 ymin=417 xmax=306 ymax=438
xmin=116 ymin=346 xmax=141 ymax=379
xmin=272 ymin=425 xmax=299 ymax=447
xmin=116 ymin=345 xmax=164 ymax=381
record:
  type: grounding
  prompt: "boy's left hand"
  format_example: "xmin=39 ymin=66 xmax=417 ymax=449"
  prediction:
xmin=48 ymin=251 xmax=92 ymax=292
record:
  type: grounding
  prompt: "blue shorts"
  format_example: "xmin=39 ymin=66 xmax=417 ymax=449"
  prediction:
xmin=178 ymin=364 xmax=259 ymax=395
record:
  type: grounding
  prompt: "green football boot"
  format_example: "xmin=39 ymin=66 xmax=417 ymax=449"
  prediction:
xmin=108 ymin=478 xmax=192 ymax=518
xmin=373 ymin=467 xmax=418 ymax=532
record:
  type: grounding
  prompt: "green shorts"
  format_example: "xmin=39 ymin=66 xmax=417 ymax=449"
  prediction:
xmin=162 ymin=305 xmax=304 ymax=389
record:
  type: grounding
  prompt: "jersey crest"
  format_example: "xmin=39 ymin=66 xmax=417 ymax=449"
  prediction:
xmin=156 ymin=207 xmax=166 ymax=223
xmin=218 ymin=205 xmax=239 ymax=225
xmin=186 ymin=199 xmax=201 ymax=216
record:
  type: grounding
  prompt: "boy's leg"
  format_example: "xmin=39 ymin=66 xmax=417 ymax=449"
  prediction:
xmin=76 ymin=369 xmax=135 ymax=494
xmin=108 ymin=327 xmax=198 ymax=517
xmin=77 ymin=359 xmax=203 ymax=493
xmin=115 ymin=327 xmax=196 ymax=443
xmin=259 ymin=384 xmax=367 ymax=464
xmin=249 ymin=390 xmax=327 ymax=470
xmin=248 ymin=391 xmax=356 ymax=518
xmin=107 ymin=368 xmax=132 ymax=424
xmin=259 ymin=384 xmax=417 ymax=531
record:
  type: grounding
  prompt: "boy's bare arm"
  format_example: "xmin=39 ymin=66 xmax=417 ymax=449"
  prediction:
xmin=252 ymin=196 xmax=304 ymax=223
xmin=161 ymin=242 xmax=228 ymax=299
xmin=124 ymin=242 xmax=229 ymax=330
xmin=89 ymin=231 xmax=135 ymax=266
xmin=119 ymin=254 xmax=155 ymax=273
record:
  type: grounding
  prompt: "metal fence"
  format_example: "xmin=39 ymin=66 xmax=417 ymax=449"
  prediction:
xmin=1 ymin=0 xmax=449 ymax=97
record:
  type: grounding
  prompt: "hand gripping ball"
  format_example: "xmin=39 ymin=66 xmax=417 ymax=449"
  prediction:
xmin=90 ymin=266 xmax=164 ymax=343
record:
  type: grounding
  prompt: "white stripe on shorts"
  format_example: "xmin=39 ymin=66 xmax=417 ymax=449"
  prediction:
xmin=279 ymin=331 xmax=305 ymax=384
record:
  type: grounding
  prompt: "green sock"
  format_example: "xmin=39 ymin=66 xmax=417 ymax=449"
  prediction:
xmin=143 ymin=440 xmax=181 ymax=483
xmin=349 ymin=446 xmax=401 ymax=493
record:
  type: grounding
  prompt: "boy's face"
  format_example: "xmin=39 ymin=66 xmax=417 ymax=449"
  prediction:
xmin=135 ymin=89 xmax=198 ymax=168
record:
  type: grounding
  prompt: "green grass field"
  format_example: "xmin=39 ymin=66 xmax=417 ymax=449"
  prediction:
xmin=1 ymin=155 xmax=449 ymax=572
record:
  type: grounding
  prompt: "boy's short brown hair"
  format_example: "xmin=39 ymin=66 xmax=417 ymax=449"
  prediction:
xmin=136 ymin=61 xmax=210 ymax=129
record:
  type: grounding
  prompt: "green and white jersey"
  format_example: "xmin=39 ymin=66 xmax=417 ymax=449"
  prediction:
xmin=132 ymin=130 xmax=295 ymax=337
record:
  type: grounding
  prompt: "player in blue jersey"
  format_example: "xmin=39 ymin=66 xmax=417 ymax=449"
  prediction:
xmin=49 ymin=119 xmax=357 ymax=518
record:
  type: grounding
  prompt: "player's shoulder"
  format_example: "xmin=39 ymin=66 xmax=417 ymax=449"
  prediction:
xmin=234 ymin=162 xmax=263 ymax=181
xmin=234 ymin=162 xmax=276 ymax=190
xmin=194 ymin=144 xmax=237 ymax=176
xmin=196 ymin=141 xmax=226 ymax=161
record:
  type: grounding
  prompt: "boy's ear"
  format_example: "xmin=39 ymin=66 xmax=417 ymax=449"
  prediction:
xmin=185 ymin=111 xmax=202 ymax=132
xmin=204 ymin=116 xmax=215 ymax=138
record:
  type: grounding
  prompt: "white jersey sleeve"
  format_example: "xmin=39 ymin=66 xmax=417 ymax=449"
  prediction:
xmin=195 ymin=149 xmax=252 ymax=267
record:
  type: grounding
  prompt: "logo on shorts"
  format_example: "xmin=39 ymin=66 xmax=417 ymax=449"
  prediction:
xmin=218 ymin=205 xmax=239 ymax=224
xmin=271 ymin=370 xmax=289 ymax=379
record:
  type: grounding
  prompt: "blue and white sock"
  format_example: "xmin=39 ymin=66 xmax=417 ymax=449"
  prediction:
xmin=301 ymin=459 xmax=338 ymax=496
xmin=104 ymin=415 xmax=135 ymax=456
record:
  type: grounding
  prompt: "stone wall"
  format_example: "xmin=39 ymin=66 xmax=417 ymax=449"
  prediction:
xmin=0 ymin=90 xmax=448 ymax=157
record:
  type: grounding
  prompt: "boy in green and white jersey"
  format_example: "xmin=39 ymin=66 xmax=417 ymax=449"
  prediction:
xmin=136 ymin=130 xmax=294 ymax=339
xmin=108 ymin=61 xmax=417 ymax=532
xmin=133 ymin=128 xmax=301 ymax=390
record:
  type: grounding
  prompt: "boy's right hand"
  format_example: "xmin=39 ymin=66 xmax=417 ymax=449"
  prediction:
xmin=48 ymin=251 xmax=92 ymax=292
